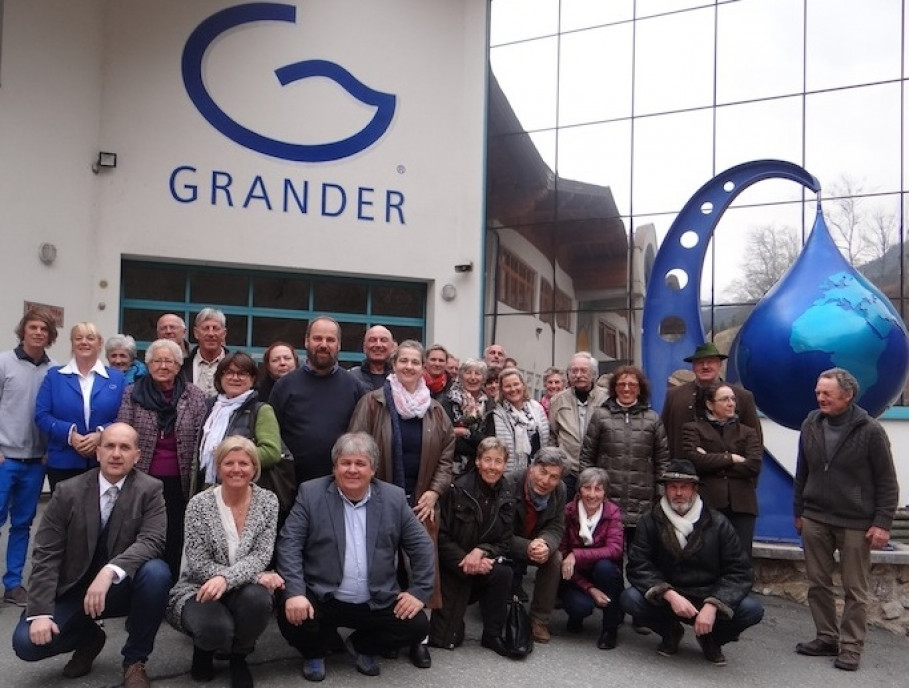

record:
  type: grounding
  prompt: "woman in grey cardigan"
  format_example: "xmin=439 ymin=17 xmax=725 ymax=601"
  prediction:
xmin=167 ymin=436 xmax=283 ymax=688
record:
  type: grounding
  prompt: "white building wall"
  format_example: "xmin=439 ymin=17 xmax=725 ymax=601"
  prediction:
xmin=1 ymin=0 xmax=488 ymax=359
xmin=0 ymin=0 xmax=106 ymax=361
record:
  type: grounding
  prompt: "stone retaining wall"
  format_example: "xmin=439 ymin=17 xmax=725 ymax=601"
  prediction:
xmin=753 ymin=542 xmax=909 ymax=636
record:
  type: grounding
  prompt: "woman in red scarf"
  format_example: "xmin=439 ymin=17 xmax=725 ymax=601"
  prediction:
xmin=423 ymin=343 xmax=452 ymax=399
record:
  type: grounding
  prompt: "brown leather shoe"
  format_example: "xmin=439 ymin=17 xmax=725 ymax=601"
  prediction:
xmin=530 ymin=619 xmax=550 ymax=644
xmin=123 ymin=661 xmax=151 ymax=688
xmin=795 ymin=638 xmax=839 ymax=657
xmin=834 ymin=650 xmax=861 ymax=671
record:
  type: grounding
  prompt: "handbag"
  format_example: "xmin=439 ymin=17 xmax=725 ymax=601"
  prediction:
xmin=248 ymin=402 xmax=298 ymax=514
xmin=502 ymin=595 xmax=534 ymax=658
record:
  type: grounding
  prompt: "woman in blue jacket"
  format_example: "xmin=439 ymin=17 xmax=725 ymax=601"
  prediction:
xmin=35 ymin=322 xmax=125 ymax=491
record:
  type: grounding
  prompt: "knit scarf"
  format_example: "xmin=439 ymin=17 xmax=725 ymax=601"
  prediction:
xmin=506 ymin=402 xmax=537 ymax=462
xmin=200 ymin=390 xmax=255 ymax=485
xmin=659 ymin=494 xmax=703 ymax=549
xmin=577 ymin=499 xmax=603 ymax=546
xmin=387 ymin=373 xmax=431 ymax=419
xmin=384 ymin=375 xmax=429 ymax=494
xmin=130 ymin=373 xmax=185 ymax=434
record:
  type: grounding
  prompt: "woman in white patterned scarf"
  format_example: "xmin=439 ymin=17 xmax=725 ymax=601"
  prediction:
xmin=487 ymin=368 xmax=549 ymax=472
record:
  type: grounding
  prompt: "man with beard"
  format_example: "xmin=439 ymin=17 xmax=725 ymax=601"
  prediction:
xmin=349 ymin=325 xmax=397 ymax=391
xmin=270 ymin=316 xmax=368 ymax=485
xmin=621 ymin=459 xmax=763 ymax=666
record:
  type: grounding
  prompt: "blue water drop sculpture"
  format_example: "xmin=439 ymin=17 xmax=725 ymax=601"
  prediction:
xmin=729 ymin=207 xmax=909 ymax=430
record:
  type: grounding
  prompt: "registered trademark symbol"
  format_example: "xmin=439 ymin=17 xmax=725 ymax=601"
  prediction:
xmin=397 ymin=165 xmax=406 ymax=174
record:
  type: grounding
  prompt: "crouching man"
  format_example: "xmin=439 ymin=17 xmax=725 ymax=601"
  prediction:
xmin=12 ymin=423 xmax=170 ymax=688
xmin=276 ymin=432 xmax=434 ymax=681
xmin=620 ymin=459 xmax=763 ymax=666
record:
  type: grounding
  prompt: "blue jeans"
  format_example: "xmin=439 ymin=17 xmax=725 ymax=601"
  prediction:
xmin=0 ymin=458 xmax=45 ymax=589
xmin=620 ymin=586 xmax=764 ymax=645
xmin=13 ymin=558 xmax=171 ymax=666
xmin=560 ymin=559 xmax=624 ymax=631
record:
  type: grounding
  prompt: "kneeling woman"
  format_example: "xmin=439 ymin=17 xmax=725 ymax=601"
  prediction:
xmin=166 ymin=437 xmax=284 ymax=688
xmin=559 ymin=467 xmax=625 ymax=649
xmin=429 ymin=437 xmax=517 ymax=657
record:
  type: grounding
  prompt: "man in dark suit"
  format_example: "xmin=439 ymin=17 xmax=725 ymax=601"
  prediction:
xmin=12 ymin=423 xmax=170 ymax=688
xmin=276 ymin=431 xmax=434 ymax=682
xmin=660 ymin=342 xmax=762 ymax=459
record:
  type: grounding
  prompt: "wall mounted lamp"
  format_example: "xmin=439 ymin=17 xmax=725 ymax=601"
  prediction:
xmin=441 ymin=283 xmax=457 ymax=301
xmin=92 ymin=151 xmax=118 ymax=174
xmin=38 ymin=243 xmax=57 ymax=265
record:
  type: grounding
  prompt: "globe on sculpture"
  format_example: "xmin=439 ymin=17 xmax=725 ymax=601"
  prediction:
xmin=729 ymin=207 xmax=909 ymax=430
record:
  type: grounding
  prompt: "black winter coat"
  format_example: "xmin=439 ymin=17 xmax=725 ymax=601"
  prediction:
xmin=430 ymin=471 xmax=515 ymax=647
xmin=626 ymin=501 xmax=753 ymax=618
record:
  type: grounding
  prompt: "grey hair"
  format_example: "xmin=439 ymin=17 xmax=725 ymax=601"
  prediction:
xmin=195 ymin=308 xmax=226 ymax=328
xmin=818 ymin=367 xmax=859 ymax=398
xmin=105 ymin=334 xmax=137 ymax=360
xmin=531 ymin=446 xmax=568 ymax=475
xmin=568 ymin=351 xmax=598 ymax=378
xmin=392 ymin=339 xmax=425 ymax=364
xmin=145 ymin=338 xmax=185 ymax=365
xmin=331 ymin=432 xmax=379 ymax=471
xmin=476 ymin=436 xmax=508 ymax=459
xmin=459 ymin=357 xmax=488 ymax=378
xmin=578 ymin=467 xmax=609 ymax=491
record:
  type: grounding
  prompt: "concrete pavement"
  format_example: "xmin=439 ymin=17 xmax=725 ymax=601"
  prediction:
xmin=2 ymin=508 xmax=907 ymax=687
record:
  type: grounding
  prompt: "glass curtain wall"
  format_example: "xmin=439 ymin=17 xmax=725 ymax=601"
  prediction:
xmin=486 ymin=0 xmax=906 ymax=402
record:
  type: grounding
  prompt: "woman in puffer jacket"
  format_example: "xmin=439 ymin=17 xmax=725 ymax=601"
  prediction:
xmin=579 ymin=365 xmax=669 ymax=547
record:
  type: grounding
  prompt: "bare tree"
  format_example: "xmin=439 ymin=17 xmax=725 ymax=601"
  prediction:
xmin=727 ymin=223 xmax=802 ymax=302
xmin=826 ymin=176 xmax=869 ymax=264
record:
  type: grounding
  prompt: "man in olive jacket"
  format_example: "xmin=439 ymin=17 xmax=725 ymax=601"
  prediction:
xmin=507 ymin=447 xmax=567 ymax=644
xmin=793 ymin=368 xmax=899 ymax=672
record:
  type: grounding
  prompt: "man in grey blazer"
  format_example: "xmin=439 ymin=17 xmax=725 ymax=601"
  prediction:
xmin=277 ymin=431 xmax=434 ymax=682
xmin=12 ymin=423 xmax=170 ymax=688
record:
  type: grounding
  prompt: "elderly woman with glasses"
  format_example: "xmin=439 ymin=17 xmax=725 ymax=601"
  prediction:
xmin=682 ymin=381 xmax=762 ymax=559
xmin=117 ymin=338 xmax=208 ymax=580
xmin=105 ymin=333 xmax=148 ymax=385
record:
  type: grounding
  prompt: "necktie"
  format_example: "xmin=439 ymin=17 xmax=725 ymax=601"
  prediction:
xmin=101 ymin=485 xmax=119 ymax=528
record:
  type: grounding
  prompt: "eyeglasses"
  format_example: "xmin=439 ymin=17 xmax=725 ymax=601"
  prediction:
xmin=714 ymin=395 xmax=736 ymax=402
xmin=222 ymin=369 xmax=251 ymax=378
xmin=149 ymin=359 xmax=178 ymax=367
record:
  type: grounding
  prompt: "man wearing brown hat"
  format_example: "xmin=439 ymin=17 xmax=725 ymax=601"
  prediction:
xmin=621 ymin=459 xmax=763 ymax=666
xmin=660 ymin=342 xmax=762 ymax=459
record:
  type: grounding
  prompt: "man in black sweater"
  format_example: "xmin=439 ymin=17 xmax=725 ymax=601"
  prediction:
xmin=270 ymin=316 xmax=367 ymax=485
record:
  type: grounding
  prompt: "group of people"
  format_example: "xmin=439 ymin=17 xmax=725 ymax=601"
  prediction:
xmin=0 ymin=307 xmax=898 ymax=687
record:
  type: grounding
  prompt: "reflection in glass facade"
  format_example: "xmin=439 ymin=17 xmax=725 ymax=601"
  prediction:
xmin=486 ymin=0 xmax=907 ymax=403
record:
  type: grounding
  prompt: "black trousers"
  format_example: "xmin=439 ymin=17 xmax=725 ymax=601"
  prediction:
xmin=278 ymin=596 xmax=428 ymax=659
xmin=182 ymin=583 xmax=273 ymax=655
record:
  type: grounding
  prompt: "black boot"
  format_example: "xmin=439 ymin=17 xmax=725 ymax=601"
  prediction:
xmin=229 ymin=654 xmax=253 ymax=688
xmin=191 ymin=647 xmax=215 ymax=682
